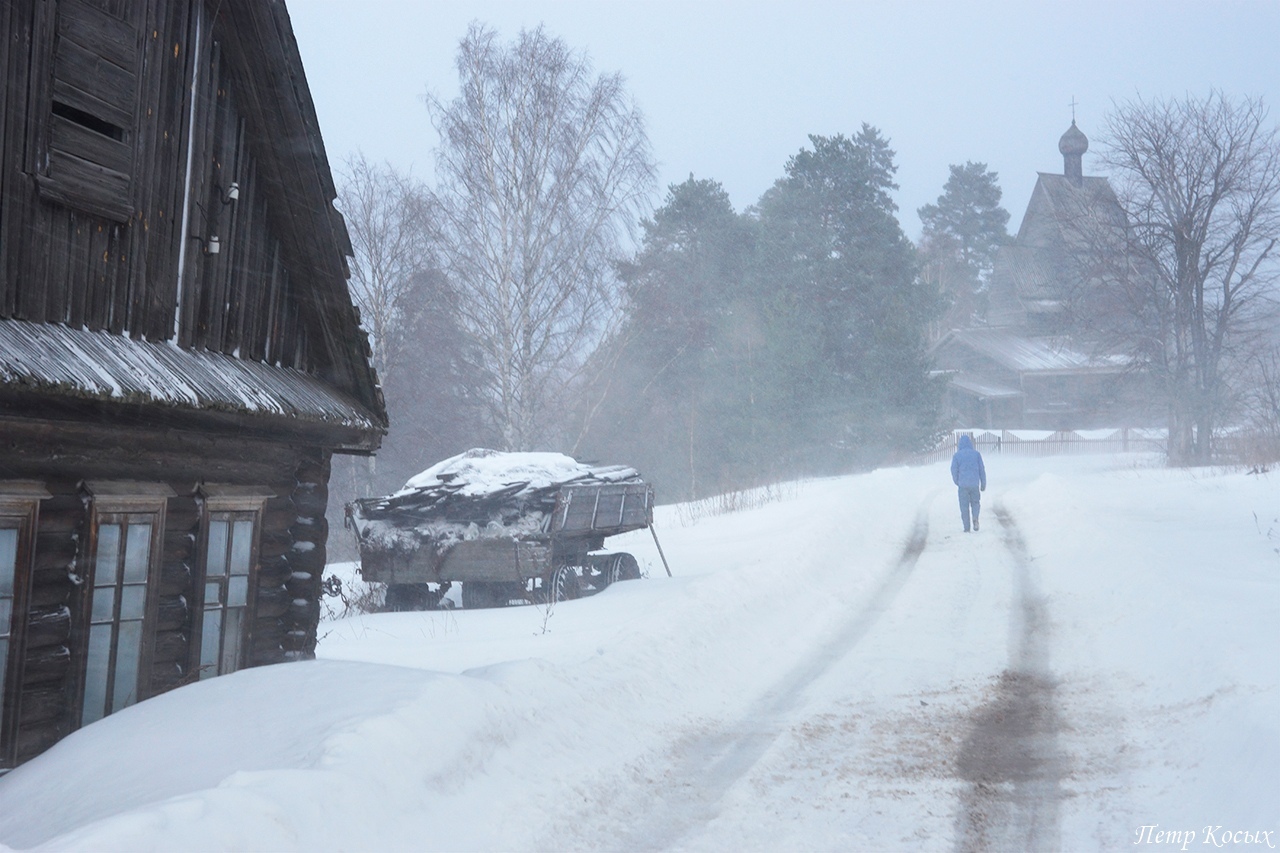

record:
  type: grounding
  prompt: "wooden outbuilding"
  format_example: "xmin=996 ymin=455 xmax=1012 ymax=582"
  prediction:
xmin=0 ymin=0 xmax=387 ymax=770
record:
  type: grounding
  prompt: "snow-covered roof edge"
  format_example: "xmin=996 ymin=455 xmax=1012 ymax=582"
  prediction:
xmin=0 ymin=318 xmax=384 ymax=441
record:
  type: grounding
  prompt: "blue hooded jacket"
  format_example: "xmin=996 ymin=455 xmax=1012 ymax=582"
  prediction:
xmin=950 ymin=434 xmax=986 ymax=490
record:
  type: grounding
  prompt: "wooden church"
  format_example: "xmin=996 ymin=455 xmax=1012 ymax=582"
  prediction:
xmin=931 ymin=120 xmax=1151 ymax=429
xmin=0 ymin=0 xmax=387 ymax=770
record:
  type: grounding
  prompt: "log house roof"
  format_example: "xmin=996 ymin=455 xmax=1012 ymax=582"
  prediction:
xmin=207 ymin=0 xmax=383 ymax=426
xmin=0 ymin=317 xmax=381 ymax=448
xmin=0 ymin=0 xmax=387 ymax=448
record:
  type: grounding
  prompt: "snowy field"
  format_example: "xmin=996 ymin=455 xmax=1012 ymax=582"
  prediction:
xmin=0 ymin=454 xmax=1276 ymax=851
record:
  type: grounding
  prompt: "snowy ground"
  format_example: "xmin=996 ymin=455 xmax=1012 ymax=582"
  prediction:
xmin=0 ymin=454 xmax=1276 ymax=851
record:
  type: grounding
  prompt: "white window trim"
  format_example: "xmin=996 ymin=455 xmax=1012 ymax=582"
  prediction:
xmin=194 ymin=485 xmax=273 ymax=679
xmin=77 ymin=481 xmax=174 ymax=728
xmin=0 ymin=481 xmax=50 ymax=770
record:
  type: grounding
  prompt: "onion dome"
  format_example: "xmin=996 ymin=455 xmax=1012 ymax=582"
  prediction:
xmin=1059 ymin=120 xmax=1088 ymax=181
xmin=1058 ymin=120 xmax=1089 ymax=156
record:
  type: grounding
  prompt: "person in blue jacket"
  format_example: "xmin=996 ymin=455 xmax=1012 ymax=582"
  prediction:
xmin=950 ymin=434 xmax=987 ymax=533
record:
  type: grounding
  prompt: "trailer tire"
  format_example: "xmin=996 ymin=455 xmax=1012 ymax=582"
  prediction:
xmin=384 ymin=583 xmax=441 ymax=612
xmin=605 ymin=552 xmax=641 ymax=585
xmin=548 ymin=565 xmax=581 ymax=602
xmin=462 ymin=581 xmax=512 ymax=609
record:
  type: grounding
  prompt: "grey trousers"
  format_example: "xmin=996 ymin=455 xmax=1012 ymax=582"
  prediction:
xmin=958 ymin=486 xmax=981 ymax=531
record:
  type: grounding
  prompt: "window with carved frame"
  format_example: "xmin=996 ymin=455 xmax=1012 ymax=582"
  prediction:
xmin=79 ymin=482 xmax=173 ymax=728
xmin=0 ymin=483 xmax=49 ymax=771
xmin=194 ymin=487 xmax=271 ymax=680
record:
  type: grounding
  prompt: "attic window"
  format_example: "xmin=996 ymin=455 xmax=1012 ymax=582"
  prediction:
xmin=51 ymin=100 xmax=125 ymax=142
xmin=34 ymin=0 xmax=140 ymax=223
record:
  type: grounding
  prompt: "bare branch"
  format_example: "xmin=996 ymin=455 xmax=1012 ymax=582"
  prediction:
xmin=1096 ymin=91 xmax=1280 ymax=463
xmin=424 ymin=25 xmax=655 ymax=450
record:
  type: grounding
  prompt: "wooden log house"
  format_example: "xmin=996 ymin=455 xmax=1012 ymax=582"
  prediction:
xmin=0 ymin=0 xmax=388 ymax=770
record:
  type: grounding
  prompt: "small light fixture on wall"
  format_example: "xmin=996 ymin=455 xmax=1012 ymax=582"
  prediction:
xmin=191 ymin=181 xmax=238 ymax=254
xmin=190 ymin=233 xmax=220 ymax=255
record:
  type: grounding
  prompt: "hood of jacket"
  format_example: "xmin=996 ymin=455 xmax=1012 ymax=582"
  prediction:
xmin=958 ymin=434 xmax=974 ymax=451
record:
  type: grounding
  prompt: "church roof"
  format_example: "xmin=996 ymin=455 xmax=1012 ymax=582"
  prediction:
xmin=948 ymin=374 xmax=1024 ymax=400
xmin=1018 ymin=173 xmax=1128 ymax=250
xmin=985 ymin=171 xmax=1130 ymax=326
xmin=933 ymin=328 xmax=1126 ymax=375
xmin=989 ymin=244 xmax=1062 ymax=302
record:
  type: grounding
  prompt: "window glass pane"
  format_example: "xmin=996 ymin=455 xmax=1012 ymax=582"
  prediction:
xmin=122 ymin=523 xmax=151 ymax=583
xmin=199 ymin=609 xmax=222 ymax=679
xmin=0 ymin=639 xmax=7 ymax=762
xmin=119 ymin=585 xmax=146 ymax=621
xmin=0 ymin=639 xmax=5 ymax=753
xmin=95 ymin=524 xmax=121 ymax=586
xmin=111 ymin=619 xmax=142 ymax=712
xmin=204 ymin=581 xmax=221 ymax=608
xmin=220 ymin=607 xmax=243 ymax=675
xmin=81 ymin=624 xmax=113 ymax=726
xmin=0 ymin=527 xmax=17 ymax=597
xmin=228 ymin=575 xmax=248 ymax=608
xmin=90 ymin=586 xmax=115 ymax=623
xmin=230 ymin=520 xmax=254 ymax=573
xmin=1 ymin=526 xmax=13 ymax=732
xmin=206 ymin=520 xmax=229 ymax=578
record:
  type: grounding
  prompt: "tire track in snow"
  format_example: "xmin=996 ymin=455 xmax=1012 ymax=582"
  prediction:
xmin=953 ymin=503 xmax=1064 ymax=853
xmin=614 ymin=497 xmax=936 ymax=852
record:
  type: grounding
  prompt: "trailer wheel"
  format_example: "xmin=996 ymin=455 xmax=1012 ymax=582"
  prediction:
xmin=605 ymin=552 xmax=641 ymax=585
xmin=462 ymin=581 xmax=510 ymax=609
xmin=548 ymin=565 xmax=581 ymax=602
xmin=384 ymin=583 xmax=442 ymax=612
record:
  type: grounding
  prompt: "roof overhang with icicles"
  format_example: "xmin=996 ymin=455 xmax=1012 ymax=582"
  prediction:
xmin=0 ymin=318 xmax=385 ymax=451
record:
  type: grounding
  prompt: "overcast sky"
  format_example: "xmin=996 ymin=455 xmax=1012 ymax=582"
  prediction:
xmin=287 ymin=0 xmax=1280 ymax=239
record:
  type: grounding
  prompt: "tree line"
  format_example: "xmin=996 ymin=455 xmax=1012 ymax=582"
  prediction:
xmin=577 ymin=131 xmax=947 ymax=500
xmin=332 ymin=24 xmax=1280 ymax=522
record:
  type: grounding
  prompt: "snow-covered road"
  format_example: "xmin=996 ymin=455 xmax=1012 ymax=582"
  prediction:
xmin=559 ymin=481 xmax=1066 ymax=852
xmin=0 ymin=455 xmax=1275 ymax=852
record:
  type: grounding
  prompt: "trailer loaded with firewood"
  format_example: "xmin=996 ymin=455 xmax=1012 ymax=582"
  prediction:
xmin=347 ymin=449 xmax=661 ymax=609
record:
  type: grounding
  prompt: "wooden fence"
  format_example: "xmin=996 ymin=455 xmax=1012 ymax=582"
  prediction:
xmin=916 ymin=428 xmax=1168 ymax=464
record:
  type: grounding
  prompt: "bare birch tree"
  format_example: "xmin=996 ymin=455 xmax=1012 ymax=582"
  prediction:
xmin=425 ymin=24 xmax=655 ymax=450
xmin=336 ymin=152 xmax=433 ymax=390
xmin=331 ymin=154 xmax=435 ymax=515
xmin=1100 ymin=92 xmax=1280 ymax=464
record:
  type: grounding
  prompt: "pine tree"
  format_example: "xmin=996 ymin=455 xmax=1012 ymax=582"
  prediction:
xmin=753 ymin=128 xmax=943 ymax=469
xmin=576 ymin=177 xmax=755 ymax=498
xmin=918 ymin=162 xmax=1010 ymax=329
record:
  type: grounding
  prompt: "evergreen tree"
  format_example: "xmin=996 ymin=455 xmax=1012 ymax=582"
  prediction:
xmin=753 ymin=128 xmax=943 ymax=468
xmin=917 ymin=162 xmax=1010 ymax=329
xmin=580 ymin=132 xmax=945 ymax=494
xmin=576 ymin=177 xmax=755 ymax=499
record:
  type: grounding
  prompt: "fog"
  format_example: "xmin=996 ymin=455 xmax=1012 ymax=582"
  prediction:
xmin=288 ymin=0 xmax=1280 ymax=238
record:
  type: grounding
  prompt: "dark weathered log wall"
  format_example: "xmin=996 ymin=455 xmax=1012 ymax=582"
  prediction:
xmin=180 ymin=34 xmax=307 ymax=368
xmin=283 ymin=452 xmax=329 ymax=659
xmin=3 ymin=0 xmax=186 ymax=338
xmin=0 ymin=418 xmax=329 ymax=766
xmin=0 ymin=0 xmax=379 ymax=772
xmin=0 ymin=1 xmax=320 ymax=373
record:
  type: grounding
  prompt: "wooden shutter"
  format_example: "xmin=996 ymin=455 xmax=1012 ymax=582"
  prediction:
xmin=34 ymin=0 xmax=140 ymax=223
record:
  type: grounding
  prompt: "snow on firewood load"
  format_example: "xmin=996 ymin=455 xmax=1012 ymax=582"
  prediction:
xmin=346 ymin=449 xmax=645 ymax=552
